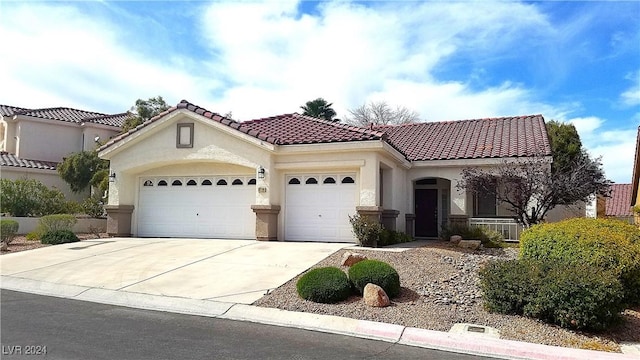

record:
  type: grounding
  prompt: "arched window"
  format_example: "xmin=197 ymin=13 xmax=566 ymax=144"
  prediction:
xmin=157 ymin=180 xmax=168 ymax=186
xmin=232 ymin=179 xmax=243 ymax=185
xmin=305 ymin=177 xmax=318 ymax=184
xmin=341 ymin=176 xmax=355 ymax=184
xmin=201 ymin=179 xmax=212 ymax=186
xmin=143 ymin=180 xmax=153 ymax=187
xmin=323 ymin=177 xmax=336 ymax=184
xmin=288 ymin=178 xmax=300 ymax=185
xmin=172 ymin=180 xmax=183 ymax=186
xmin=248 ymin=178 xmax=257 ymax=185
xmin=217 ymin=179 xmax=228 ymax=186
xmin=187 ymin=179 xmax=197 ymax=186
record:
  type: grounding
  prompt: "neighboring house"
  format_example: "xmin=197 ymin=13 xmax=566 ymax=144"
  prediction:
xmin=0 ymin=105 xmax=128 ymax=201
xmin=99 ymin=100 xmax=551 ymax=242
xmin=631 ymin=126 xmax=640 ymax=225
xmin=595 ymin=183 xmax=633 ymax=224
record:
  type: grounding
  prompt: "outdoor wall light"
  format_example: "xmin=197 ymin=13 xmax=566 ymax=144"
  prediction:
xmin=257 ymin=166 xmax=265 ymax=179
xmin=109 ymin=172 xmax=116 ymax=182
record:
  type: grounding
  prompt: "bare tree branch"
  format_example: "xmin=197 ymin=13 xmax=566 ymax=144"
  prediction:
xmin=344 ymin=100 xmax=420 ymax=126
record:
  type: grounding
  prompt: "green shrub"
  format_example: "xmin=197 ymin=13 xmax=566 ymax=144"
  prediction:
xmin=0 ymin=178 xmax=69 ymax=217
xmin=348 ymin=259 xmax=400 ymax=298
xmin=38 ymin=214 xmax=77 ymax=233
xmin=439 ymin=224 xmax=505 ymax=248
xmin=81 ymin=195 xmax=105 ymax=218
xmin=378 ymin=229 xmax=415 ymax=247
xmin=40 ymin=230 xmax=80 ymax=245
xmin=0 ymin=219 xmax=19 ymax=244
xmin=479 ymin=259 xmax=543 ymax=315
xmin=296 ymin=267 xmax=352 ymax=303
xmin=349 ymin=214 xmax=383 ymax=247
xmin=480 ymin=259 xmax=626 ymax=331
xmin=520 ymin=218 xmax=640 ymax=305
xmin=26 ymin=231 xmax=41 ymax=242
xmin=524 ymin=263 xmax=625 ymax=331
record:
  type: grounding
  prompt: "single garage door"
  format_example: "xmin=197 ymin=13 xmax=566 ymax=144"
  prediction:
xmin=285 ymin=174 xmax=357 ymax=242
xmin=137 ymin=176 xmax=256 ymax=238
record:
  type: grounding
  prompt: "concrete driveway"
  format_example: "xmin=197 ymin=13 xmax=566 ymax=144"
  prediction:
xmin=0 ymin=238 xmax=349 ymax=304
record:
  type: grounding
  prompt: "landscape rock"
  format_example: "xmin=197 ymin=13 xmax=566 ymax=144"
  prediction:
xmin=450 ymin=235 xmax=462 ymax=244
xmin=363 ymin=283 xmax=390 ymax=307
xmin=341 ymin=252 xmax=367 ymax=267
xmin=458 ymin=240 xmax=481 ymax=250
xmin=0 ymin=242 xmax=7 ymax=251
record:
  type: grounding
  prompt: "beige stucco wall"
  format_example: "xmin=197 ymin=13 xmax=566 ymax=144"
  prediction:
xmin=16 ymin=118 xmax=82 ymax=162
xmin=0 ymin=167 xmax=88 ymax=202
xmin=82 ymin=126 xmax=120 ymax=152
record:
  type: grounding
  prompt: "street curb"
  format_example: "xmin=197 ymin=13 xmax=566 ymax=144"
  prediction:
xmin=1 ymin=277 xmax=637 ymax=360
xmin=221 ymin=304 xmax=405 ymax=343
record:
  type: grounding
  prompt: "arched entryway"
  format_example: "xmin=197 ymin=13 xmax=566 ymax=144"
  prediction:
xmin=413 ymin=178 xmax=451 ymax=238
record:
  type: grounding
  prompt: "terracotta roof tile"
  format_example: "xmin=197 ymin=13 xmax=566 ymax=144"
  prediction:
xmin=241 ymin=113 xmax=383 ymax=145
xmin=606 ymin=183 xmax=633 ymax=217
xmin=374 ymin=115 xmax=551 ymax=161
xmin=0 ymin=151 xmax=58 ymax=170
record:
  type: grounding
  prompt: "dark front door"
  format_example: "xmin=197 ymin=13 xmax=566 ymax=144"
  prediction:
xmin=415 ymin=189 xmax=438 ymax=237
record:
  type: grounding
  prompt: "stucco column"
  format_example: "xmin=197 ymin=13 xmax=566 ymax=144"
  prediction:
xmin=359 ymin=156 xmax=379 ymax=207
xmin=104 ymin=205 xmax=134 ymax=237
xmin=356 ymin=206 xmax=382 ymax=223
xmin=405 ymin=214 xmax=416 ymax=238
xmin=251 ymin=205 xmax=280 ymax=241
xmin=381 ymin=209 xmax=400 ymax=231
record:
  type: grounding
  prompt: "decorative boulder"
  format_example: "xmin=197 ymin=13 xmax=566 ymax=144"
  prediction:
xmin=363 ymin=283 xmax=390 ymax=307
xmin=450 ymin=235 xmax=462 ymax=244
xmin=0 ymin=242 xmax=7 ymax=251
xmin=458 ymin=240 xmax=481 ymax=250
xmin=341 ymin=252 xmax=367 ymax=267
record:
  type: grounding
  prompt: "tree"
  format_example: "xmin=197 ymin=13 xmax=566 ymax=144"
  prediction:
xmin=300 ymin=98 xmax=337 ymax=121
xmin=121 ymin=96 xmax=170 ymax=132
xmin=344 ymin=101 xmax=420 ymax=126
xmin=58 ymin=150 xmax=109 ymax=193
xmin=458 ymin=124 xmax=611 ymax=227
xmin=546 ymin=120 xmax=582 ymax=172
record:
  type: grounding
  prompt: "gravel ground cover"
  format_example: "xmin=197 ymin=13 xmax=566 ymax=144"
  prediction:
xmin=254 ymin=241 xmax=640 ymax=353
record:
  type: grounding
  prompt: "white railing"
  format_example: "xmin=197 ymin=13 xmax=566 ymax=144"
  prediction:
xmin=469 ymin=217 xmax=524 ymax=242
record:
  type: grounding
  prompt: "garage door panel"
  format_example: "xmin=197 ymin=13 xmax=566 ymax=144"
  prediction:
xmin=138 ymin=177 xmax=255 ymax=239
xmin=285 ymin=174 xmax=357 ymax=243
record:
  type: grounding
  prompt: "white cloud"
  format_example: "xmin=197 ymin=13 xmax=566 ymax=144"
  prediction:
xmin=621 ymin=71 xmax=640 ymax=107
xmin=0 ymin=3 xmax=216 ymax=113
xmin=567 ymin=117 xmax=635 ymax=183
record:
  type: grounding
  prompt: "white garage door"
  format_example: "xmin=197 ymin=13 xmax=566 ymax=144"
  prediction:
xmin=285 ymin=174 xmax=357 ymax=242
xmin=137 ymin=176 xmax=256 ymax=239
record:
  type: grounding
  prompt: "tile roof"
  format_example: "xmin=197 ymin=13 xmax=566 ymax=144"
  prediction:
xmin=99 ymin=100 xmax=551 ymax=163
xmin=240 ymin=113 xmax=383 ymax=145
xmin=0 ymin=105 xmax=29 ymax=117
xmin=0 ymin=151 xmax=58 ymax=170
xmin=0 ymin=104 xmax=129 ymax=128
xmin=605 ymin=183 xmax=633 ymax=217
xmin=373 ymin=115 xmax=551 ymax=161
xmin=100 ymin=100 xmax=383 ymax=151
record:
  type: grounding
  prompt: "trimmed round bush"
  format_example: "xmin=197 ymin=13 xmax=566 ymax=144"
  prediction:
xmin=296 ymin=267 xmax=352 ymax=303
xmin=348 ymin=259 xmax=400 ymax=298
xmin=40 ymin=230 xmax=80 ymax=245
xmin=520 ymin=218 xmax=640 ymax=305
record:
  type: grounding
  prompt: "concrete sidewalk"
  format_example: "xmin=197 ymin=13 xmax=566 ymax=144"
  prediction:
xmin=1 ymin=238 xmax=637 ymax=360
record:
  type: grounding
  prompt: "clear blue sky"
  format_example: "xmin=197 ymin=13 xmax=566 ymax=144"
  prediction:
xmin=1 ymin=1 xmax=638 ymax=183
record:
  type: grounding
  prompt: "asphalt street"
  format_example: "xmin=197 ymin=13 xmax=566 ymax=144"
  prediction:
xmin=1 ymin=290 xmax=495 ymax=360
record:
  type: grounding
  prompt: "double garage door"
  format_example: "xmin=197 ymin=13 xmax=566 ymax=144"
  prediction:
xmin=285 ymin=174 xmax=357 ymax=242
xmin=137 ymin=173 xmax=358 ymax=242
xmin=137 ymin=176 xmax=256 ymax=238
